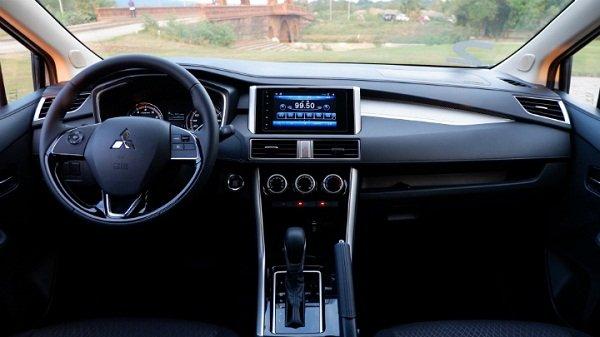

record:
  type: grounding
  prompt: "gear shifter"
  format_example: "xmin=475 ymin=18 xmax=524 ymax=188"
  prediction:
xmin=284 ymin=227 xmax=306 ymax=328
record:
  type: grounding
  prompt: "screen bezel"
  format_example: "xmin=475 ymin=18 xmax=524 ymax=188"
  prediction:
xmin=253 ymin=87 xmax=357 ymax=134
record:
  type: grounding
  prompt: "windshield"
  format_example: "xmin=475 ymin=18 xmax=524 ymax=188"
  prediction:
xmin=37 ymin=0 xmax=572 ymax=67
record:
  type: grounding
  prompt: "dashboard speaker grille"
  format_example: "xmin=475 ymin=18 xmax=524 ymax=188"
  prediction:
xmin=500 ymin=78 xmax=530 ymax=88
xmin=313 ymin=140 xmax=359 ymax=158
xmin=251 ymin=139 xmax=298 ymax=158
xmin=515 ymin=96 xmax=565 ymax=122
xmin=37 ymin=91 xmax=91 ymax=119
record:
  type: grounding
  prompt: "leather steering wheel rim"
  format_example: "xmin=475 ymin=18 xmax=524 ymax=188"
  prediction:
xmin=39 ymin=54 xmax=220 ymax=225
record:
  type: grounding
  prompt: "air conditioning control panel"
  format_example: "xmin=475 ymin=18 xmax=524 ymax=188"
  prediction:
xmin=261 ymin=168 xmax=349 ymax=208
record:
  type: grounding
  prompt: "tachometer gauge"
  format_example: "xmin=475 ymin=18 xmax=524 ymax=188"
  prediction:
xmin=129 ymin=102 xmax=163 ymax=120
xmin=185 ymin=110 xmax=202 ymax=131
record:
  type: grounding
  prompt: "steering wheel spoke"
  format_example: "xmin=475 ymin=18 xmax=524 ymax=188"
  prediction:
xmin=100 ymin=191 xmax=147 ymax=219
xmin=48 ymin=124 xmax=99 ymax=158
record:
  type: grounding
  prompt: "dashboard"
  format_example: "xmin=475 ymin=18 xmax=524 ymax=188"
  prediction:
xmin=30 ymin=59 xmax=571 ymax=169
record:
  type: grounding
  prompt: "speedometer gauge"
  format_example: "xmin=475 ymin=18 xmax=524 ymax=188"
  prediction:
xmin=129 ymin=102 xmax=163 ymax=120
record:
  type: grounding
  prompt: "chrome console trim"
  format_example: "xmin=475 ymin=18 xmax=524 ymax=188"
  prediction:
xmin=255 ymin=169 xmax=267 ymax=336
xmin=345 ymin=168 xmax=359 ymax=250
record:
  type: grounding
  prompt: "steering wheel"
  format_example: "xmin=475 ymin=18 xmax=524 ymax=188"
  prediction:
xmin=39 ymin=55 xmax=219 ymax=225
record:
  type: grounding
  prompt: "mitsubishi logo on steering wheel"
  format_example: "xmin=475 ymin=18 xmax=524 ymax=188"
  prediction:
xmin=111 ymin=129 xmax=135 ymax=150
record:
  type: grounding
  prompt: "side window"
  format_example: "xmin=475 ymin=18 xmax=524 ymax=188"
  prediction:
xmin=0 ymin=29 xmax=35 ymax=105
xmin=568 ymin=36 xmax=600 ymax=108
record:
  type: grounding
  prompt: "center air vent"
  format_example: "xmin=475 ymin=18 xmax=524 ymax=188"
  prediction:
xmin=313 ymin=140 xmax=359 ymax=159
xmin=37 ymin=91 xmax=91 ymax=120
xmin=515 ymin=96 xmax=566 ymax=122
xmin=251 ymin=139 xmax=297 ymax=158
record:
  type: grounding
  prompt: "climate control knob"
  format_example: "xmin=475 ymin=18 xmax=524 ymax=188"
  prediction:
xmin=266 ymin=174 xmax=288 ymax=194
xmin=295 ymin=174 xmax=316 ymax=194
xmin=322 ymin=174 xmax=345 ymax=194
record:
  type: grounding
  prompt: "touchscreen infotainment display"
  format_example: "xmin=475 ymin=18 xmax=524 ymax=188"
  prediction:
xmin=254 ymin=87 xmax=355 ymax=134
xmin=272 ymin=93 xmax=337 ymax=130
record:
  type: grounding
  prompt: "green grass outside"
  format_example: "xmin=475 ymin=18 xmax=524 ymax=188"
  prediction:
xmin=89 ymin=32 xmax=519 ymax=66
xmin=1 ymin=53 xmax=34 ymax=103
xmin=1 ymin=32 xmax=598 ymax=104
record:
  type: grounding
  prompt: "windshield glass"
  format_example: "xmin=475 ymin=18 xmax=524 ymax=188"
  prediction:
xmin=37 ymin=0 xmax=572 ymax=67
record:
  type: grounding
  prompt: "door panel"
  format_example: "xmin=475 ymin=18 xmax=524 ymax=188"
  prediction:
xmin=0 ymin=90 xmax=53 ymax=336
xmin=547 ymin=93 xmax=600 ymax=335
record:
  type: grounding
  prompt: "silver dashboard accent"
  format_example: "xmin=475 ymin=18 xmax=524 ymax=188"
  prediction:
xmin=249 ymin=86 xmax=257 ymax=133
xmin=514 ymin=95 xmax=571 ymax=125
xmin=297 ymin=140 xmax=313 ymax=159
xmin=247 ymin=85 xmax=362 ymax=135
xmin=361 ymin=99 xmax=512 ymax=125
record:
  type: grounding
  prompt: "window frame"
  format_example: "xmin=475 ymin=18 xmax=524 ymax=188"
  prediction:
xmin=0 ymin=17 xmax=57 ymax=106
xmin=547 ymin=25 xmax=600 ymax=93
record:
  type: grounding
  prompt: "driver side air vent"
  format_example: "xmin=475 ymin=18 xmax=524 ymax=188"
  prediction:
xmin=37 ymin=91 xmax=91 ymax=120
xmin=251 ymin=139 xmax=298 ymax=158
xmin=313 ymin=140 xmax=360 ymax=159
xmin=515 ymin=96 xmax=566 ymax=122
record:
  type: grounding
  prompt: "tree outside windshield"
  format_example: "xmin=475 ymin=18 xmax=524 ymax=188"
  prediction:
xmin=32 ymin=0 xmax=571 ymax=67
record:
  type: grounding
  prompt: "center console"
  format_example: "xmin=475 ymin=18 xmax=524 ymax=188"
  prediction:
xmin=249 ymin=86 xmax=360 ymax=337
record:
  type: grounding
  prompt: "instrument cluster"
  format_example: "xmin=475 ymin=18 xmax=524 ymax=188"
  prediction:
xmin=96 ymin=75 xmax=226 ymax=131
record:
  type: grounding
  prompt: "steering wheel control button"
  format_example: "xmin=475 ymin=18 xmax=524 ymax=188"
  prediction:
xmin=67 ymin=130 xmax=84 ymax=145
xmin=227 ymin=174 xmax=244 ymax=191
xmin=295 ymin=174 xmax=316 ymax=194
xmin=170 ymin=127 xmax=198 ymax=160
xmin=266 ymin=174 xmax=287 ymax=194
xmin=322 ymin=174 xmax=345 ymax=194
xmin=51 ymin=124 xmax=98 ymax=157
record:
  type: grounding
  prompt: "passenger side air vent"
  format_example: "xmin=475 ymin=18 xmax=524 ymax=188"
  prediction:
xmin=500 ymin=78 xmax=530 ymax=88
xmin=515 ymin=96 xmax=566 ymax=122
xmin=37 ymin=91 xmax=91 ymax=119
xmin=251 ymin=139 xmax=297 ymax=158
xmin=313 ymin=140 xmax=359 ymax=159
